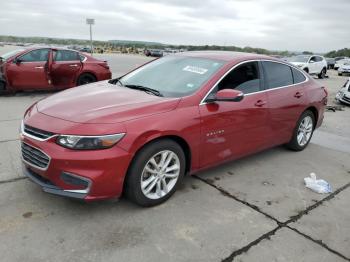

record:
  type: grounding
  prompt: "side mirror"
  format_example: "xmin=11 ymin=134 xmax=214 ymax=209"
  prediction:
xmin=309 ymin=60 xmax=315 ymax=63
xmin=14 ymin=58 xmax=22 ymax=64
xmin=206 ymin=89 xmax=244 ymax=103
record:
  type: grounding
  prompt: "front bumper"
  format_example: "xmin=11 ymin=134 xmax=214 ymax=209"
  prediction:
xmin=21 ymin=136 xmax=133 ymax=201
xmin=335 ymin=91 xmax=350 ymax=105
xmin=24 ymin=165 xmax=88 ymax=199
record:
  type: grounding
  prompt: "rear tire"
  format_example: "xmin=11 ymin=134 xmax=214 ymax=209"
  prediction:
xmin=0 ymin=80 xmax=7 ymax=94
xmin=0 ymin=81 xmax=6 ymax=91
xmin=77 ymin=73 xmax=97 ymax=86
xmin=125 ymin=139 xmax=186 ymax=207
xmin=286 ymin=110 xmax=315 ymax=151
xmin=318 ymin=68 xmax=326 ymax=79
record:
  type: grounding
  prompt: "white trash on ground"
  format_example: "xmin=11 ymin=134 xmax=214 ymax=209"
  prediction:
xmin=304 ymin=173 xmax=332 ymax=194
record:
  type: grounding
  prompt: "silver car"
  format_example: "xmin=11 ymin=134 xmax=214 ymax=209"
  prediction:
xmin=336 ymin=78 xmax=350 ymax=105
xmin=338 ymin=60 xmax=350 ymax=76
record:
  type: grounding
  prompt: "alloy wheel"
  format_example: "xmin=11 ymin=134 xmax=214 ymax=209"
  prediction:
xmin=140 ymin=150 xmax=180 ymax=200
xmin=297 ymin=115 xmax=313 ymax=146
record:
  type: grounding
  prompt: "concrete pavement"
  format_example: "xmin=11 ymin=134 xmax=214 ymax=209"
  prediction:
xmin=0 ymin=52 xmax=349 ymax=261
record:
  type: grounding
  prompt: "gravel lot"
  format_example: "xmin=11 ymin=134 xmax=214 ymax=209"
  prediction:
xmin=0 ymin=46 xmax=349 ymax=262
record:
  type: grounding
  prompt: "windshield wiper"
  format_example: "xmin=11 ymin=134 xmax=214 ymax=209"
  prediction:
xmin=124 ymin=84 xmax=163 ymax=97
xmin=108 ymin=78 xmax=124 ymax=86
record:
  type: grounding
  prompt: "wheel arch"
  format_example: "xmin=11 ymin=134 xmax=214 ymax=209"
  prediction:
xmin=304 ymin=106 xmax=318 ymax=126
xmin=121 ymin=134 xmax=192 ymax=194
xmin=76 ymin=71 xmax=97 ymax=85
xmin=131 ymin=135 xmax=192 ymax=174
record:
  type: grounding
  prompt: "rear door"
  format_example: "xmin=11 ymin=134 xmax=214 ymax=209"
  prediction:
xmin=199 ymin=61 xmax=271 ymax=168
xmin=51 ymin=50 xmax=82 ymax=88
xmin=7 ymin=48 xmax=51 ymax=90
xmin=262 ymin=61 xmax=308 ymax=145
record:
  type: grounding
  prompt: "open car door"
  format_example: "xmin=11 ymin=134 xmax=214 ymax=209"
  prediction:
xmin=50 ymin=49 xmax=83 ymax=89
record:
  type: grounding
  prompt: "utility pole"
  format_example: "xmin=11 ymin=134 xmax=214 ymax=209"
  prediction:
xmin=86 ymin=18 xmax=95 ymax=55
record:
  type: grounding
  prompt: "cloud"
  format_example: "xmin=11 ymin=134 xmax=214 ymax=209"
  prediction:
xmin=0 ymin=0 xmax=349 ymax=52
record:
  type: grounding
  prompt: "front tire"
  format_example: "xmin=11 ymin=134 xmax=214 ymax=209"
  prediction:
xmin=286 ymin=111 xmax=315 ymax=151
xmin=125 ymin=139 xmax=186 ymax=207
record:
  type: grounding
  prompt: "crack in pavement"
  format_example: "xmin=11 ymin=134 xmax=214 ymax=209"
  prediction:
xmin=0 ymin=138 xmax=20 ymax=143
xmin=194 ymin=175 xmax=350 ymax=262
xmin=287 ymin=226 xmax=350 ymax=261
xmin=0 ymin=118 xmax=22 ymax=122
xmin=0 ymin=176 xmax=27 ymax=185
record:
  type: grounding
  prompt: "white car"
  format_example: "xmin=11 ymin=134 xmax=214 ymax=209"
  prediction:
xmin=335 ymin=59 xmax=350 ymax=71
xmin=338 ymin=60 xmax=350 ymax=76
xmin=335 ymin=78 xmax=350 ymax=105
xmin=289 ymin=55 xmax=327 ymax=79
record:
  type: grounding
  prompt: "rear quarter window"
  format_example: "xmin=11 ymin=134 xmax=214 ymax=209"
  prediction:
xmin=262 ymin=61 xmax=293 ymax=89
xmin=291 ymin=68 xmax=306 ymax=84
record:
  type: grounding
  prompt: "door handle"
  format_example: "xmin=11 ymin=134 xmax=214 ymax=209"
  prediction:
xmin=254 ymin=100 xmax=267 ymax=107
xmin=34 ymin=66 xmax=44 ymax=69
xmin=294 ymin=92 xmax=304 ymax=98
xmin=69 ymin=64 xmax=78 ymax=67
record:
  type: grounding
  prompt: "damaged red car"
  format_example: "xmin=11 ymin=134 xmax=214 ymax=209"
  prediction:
xmin=0 ymin=47 xmax=111 ymax=93
xmin=20 ymin=51 xmax=327 ymax=206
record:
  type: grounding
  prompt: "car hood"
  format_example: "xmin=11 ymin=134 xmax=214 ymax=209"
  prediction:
xmin=340 ymin=65 xmax=350 ymax=69
xmin=37 ymin=81 xmax=181 ymax=124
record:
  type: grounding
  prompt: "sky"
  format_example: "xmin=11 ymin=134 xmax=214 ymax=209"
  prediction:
xmin=0 ymin=0 xmax=349 ymax=52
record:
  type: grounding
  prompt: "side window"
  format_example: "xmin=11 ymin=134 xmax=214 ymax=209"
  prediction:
xmin=18 ymin=49 xmax=50 ymax=62
xmin=292 ymin=68 xmax=306 ymax=84
xmin=216 ymin=61 xmax=261 ymax=94
xmin=262 ymin=61 xmax=293 ymax=89
xmin=54 ymin=50 xmax=80 ymax=61
xmin=309 ymin=56 xmax=316 ymax=63
xmin=314 ymin=56 xmax=322 ymax=62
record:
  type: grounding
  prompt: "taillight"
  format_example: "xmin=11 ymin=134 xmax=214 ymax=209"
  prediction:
xmin=98 ymin=63 xmax=110 ymax=70
xmin=321 ymin=86 xmax=328 ymax=97
xmin=321 ymin=87 xmax=328 ymax=105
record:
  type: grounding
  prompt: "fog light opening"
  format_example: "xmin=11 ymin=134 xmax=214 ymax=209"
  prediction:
xmin=60 ymin=172 xmax=91 ymax=194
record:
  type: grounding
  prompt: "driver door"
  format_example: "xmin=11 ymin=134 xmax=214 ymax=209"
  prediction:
xmin=199 ymin=61 xmax=271 ymax=168
xmin=8 ymin=48 xmax=51 ymax=90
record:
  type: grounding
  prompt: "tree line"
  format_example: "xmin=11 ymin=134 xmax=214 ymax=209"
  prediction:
xmin=0 ymin=35 xmax=348 ymax=58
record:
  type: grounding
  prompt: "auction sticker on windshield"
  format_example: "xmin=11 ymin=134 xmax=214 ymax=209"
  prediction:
xmin=183 ymin=65 xmax=208 ymax=74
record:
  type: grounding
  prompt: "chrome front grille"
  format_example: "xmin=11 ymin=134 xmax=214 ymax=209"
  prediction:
xmin=21 ymin=143 xmax=50 ymax=170
xmin=24 ymin=125 xmax=55 ymax=140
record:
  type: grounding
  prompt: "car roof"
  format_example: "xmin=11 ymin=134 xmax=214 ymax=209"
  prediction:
xmin=176 ymin=51 xmax=276 ymax=62
xmin=22 ymin=46 xmax=79 ymax=52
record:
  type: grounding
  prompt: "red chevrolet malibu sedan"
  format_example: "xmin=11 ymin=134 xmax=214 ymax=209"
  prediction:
xmin=0 ymin=47 xmax=111 ymax=93
xmin=20 ymin=51 xmax=327 ymax=206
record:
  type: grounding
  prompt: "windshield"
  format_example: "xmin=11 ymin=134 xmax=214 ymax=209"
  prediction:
xmin=120 ymin=56 xmax=225 ymax=98
xmin=289 ymin=55 xmax=310 ymax=63
xmin=0 ymin=49 xmax=25 ymax=61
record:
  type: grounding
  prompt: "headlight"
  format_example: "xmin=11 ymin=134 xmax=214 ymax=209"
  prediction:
xmin=56 ymin=133 xmax=125 ymax=150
